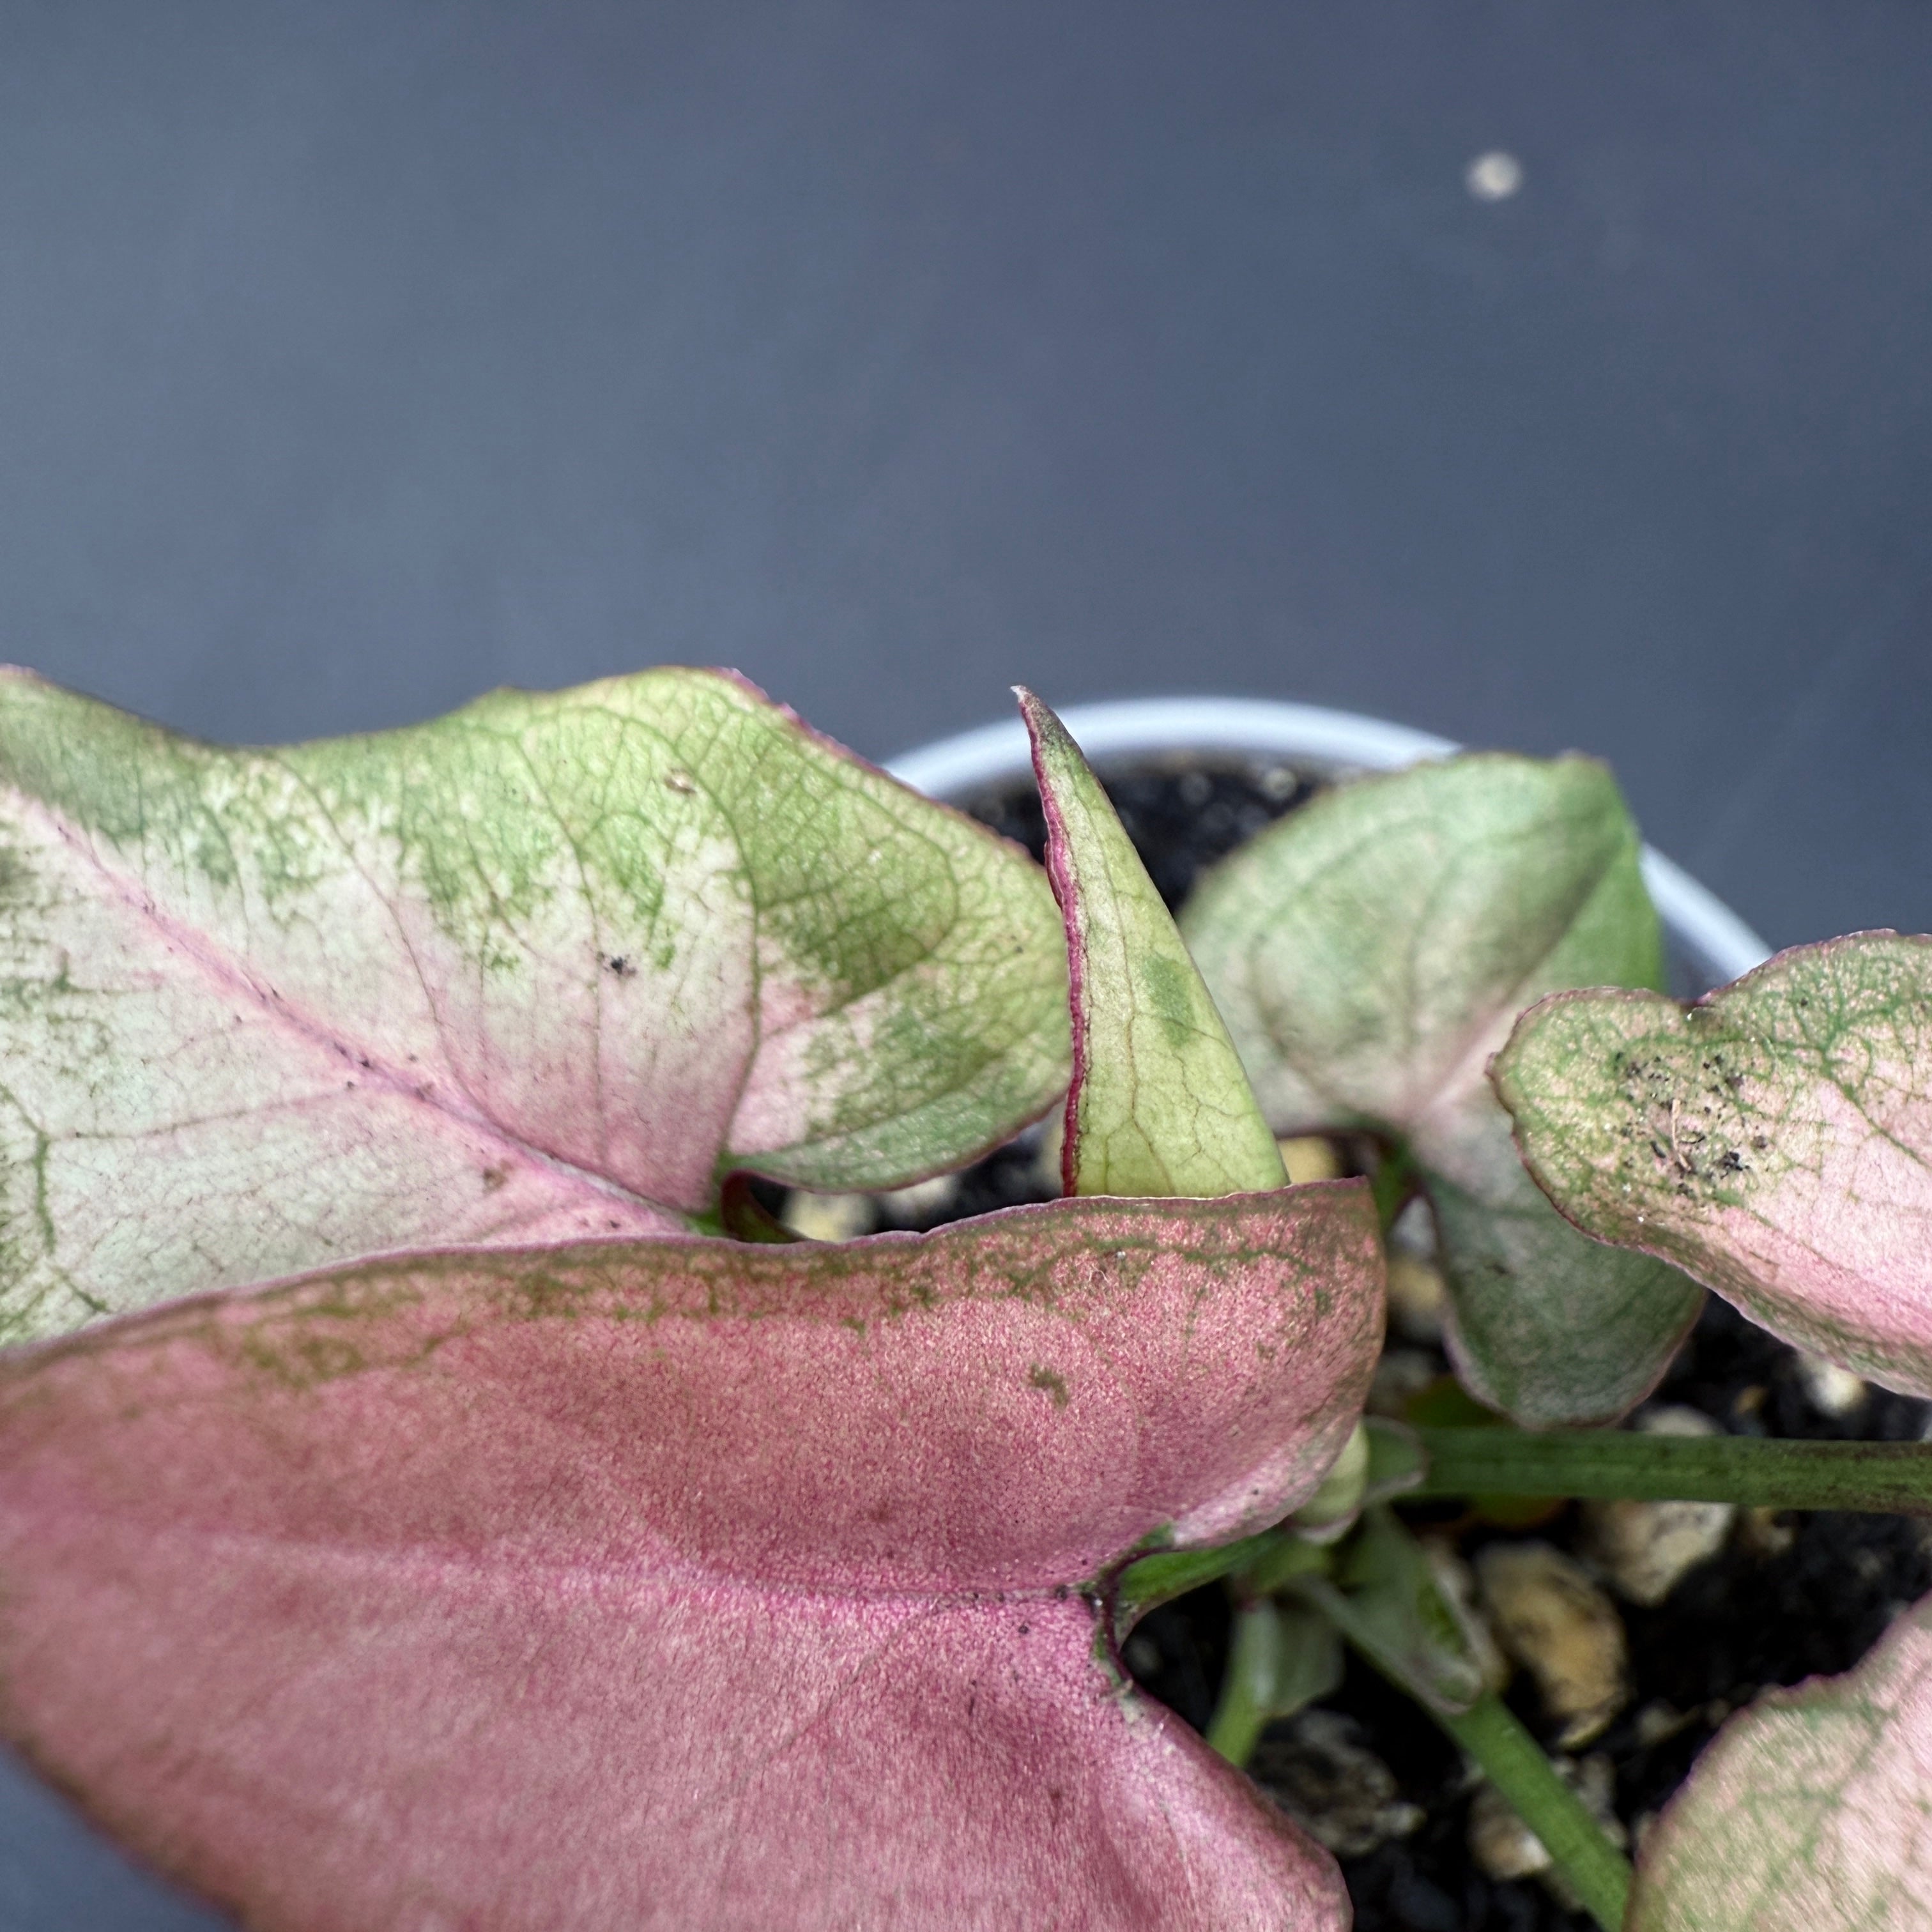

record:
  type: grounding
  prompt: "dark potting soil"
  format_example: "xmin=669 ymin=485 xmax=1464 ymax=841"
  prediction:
xmin=1124 ymin=1293 xmax=1932 ymax=1932
xmin=960 ymin=755 xmax=1320 ymax=915
xmin=917 ymin=758 xmax=1932 ymax=1932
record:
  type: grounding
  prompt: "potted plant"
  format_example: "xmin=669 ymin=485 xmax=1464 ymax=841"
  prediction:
xmin=0 ymin=666 xmax=1926 ymax=1932
xmin=896 ymin=697 xmax=1932 ymax=1931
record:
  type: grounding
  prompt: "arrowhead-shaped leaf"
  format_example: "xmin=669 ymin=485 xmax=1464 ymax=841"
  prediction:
xmin=1183 ymin=753 xmax=1702 ymax=1425
xmin=1017 ymin=689 xmax=1285 ymax=1199
xmin=0 ymin=1189 xmax=1381 ymax=1931
xmin=0 ymin=667 xmax=1068 ymax=1342
xmin=1629 ymin=1591 xmax=1932 ymax=1932
xmin=1495 ymin=932 xmax=1932 ymax=1397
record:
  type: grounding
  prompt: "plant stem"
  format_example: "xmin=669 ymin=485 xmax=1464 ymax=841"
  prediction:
xmin=1297 ymin=1549 xmax=1634 ymax=1932
xmin=1204 ymin=1599 xmax=1281 ymax=1768
xmin=1112 ymin=1521 xmax=1337 ymax=1627
xmin=1435 ymin=1692 xmax=1631 ymax=1932
xmin=1370 ymin=1140 xmax=1416 ymax=1232
xmin=1112 ymin=1530 xmax=1278 ymax=1627
xmin=1413 ymin=1425 xmax=1932 ymax=1514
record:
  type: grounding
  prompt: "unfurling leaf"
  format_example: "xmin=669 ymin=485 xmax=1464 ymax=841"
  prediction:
xmin=0 ymin=1189 xmax=1382 ymax=1931
xmin=0 ymin=668 xmax=1068 ymax=1342
xmin=1291 ymin=1508 xmax=1488 ymax=1716
xmin=1629 ymin=1591 xmax=1932 ymax=1932
xmin=1183 ymin=753 xmax=1701 ymax=1426
xmin=1289 ymin=1420 xmax=1373 ymax=1540
xmin=1496 ymin=932 xmax=1932 ymax=1397
xmin=1016 ymin=687 xmax=1285 ymax=1199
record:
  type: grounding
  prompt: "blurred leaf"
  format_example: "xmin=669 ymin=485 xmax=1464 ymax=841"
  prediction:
xmin=1185 ymin=753 xmax=1700 ymax=1425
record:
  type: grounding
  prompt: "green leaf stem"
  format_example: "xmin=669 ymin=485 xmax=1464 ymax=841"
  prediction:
xmin=1412 ymin=1425 xmax=1932 ymax=1514
xmin=1287 ymin=1508 xmax=1632 ymax=1932
xmin=1437 ymin=1694 xmax=1632 ymax=1932
xmin=1204 ymin=1600 xmax=1344 ymax=1768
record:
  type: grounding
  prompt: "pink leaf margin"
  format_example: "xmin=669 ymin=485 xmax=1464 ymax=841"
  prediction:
xmin=1016 ymin=687 xmax=1091 ymax=1200
xmin=1494 ymin=932 xmax=1932 ymax=1398
xmin=0 ymin=1188 xmax=1383 ymax=1930
xmin=1630 ymin=1591 xmax=1932 ymax=1932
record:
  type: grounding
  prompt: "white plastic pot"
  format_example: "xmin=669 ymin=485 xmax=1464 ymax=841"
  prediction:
xmin=886 ymin=695 xmax=1770 ymax=991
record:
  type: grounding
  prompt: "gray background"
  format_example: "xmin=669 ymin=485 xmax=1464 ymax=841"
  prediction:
xmin=3 ymin=2 xmax=1930 ymax=1924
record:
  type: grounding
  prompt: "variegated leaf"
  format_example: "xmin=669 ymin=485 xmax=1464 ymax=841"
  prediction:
xmin=1184 ymin=753 xmax=1699 ymax=1425
xmin=1496 ymin=933 xmax=1932 ymax=1397
xmin=0 ymin=667 xmax=1068 ymax=1340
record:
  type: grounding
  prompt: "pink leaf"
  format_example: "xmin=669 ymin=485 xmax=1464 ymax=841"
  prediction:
xmin=1494 ymin=933 xmax=1932 ymax=1397
xmin=1630 ymin=1591 xmax=1932 ymax=1932
xmin=0 ymin=1188 xmax=1383 ymax=1930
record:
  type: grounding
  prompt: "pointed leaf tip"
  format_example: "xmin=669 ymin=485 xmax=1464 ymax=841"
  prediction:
xmin=1496 ymin=931 xmax=1932 ymax=1398
xmin=0 ymin=1188 xmax=1379 ymax=1930
xmin=0 ymin=667 xmax=1070 ymax=1340
xmin=1017 ymin=690 xmax=1285 ymax=1200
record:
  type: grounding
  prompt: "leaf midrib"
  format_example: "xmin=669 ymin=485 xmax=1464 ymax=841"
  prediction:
xmin=28 ymin=791 xmax=683 ymax=1229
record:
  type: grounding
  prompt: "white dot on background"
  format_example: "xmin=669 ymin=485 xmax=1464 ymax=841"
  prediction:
xmin=1465 ymin=150 xmax=1524 ymax=202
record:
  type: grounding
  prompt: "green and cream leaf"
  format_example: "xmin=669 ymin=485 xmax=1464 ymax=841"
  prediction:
xmin=0 ymin=668 xmax=1069 ymax=1341
xmin=1183 ymin=753 xmax=1700 ymax=1425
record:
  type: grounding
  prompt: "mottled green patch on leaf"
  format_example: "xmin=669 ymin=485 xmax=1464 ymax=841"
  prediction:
xmin=0 ymin=1189 xmax=1383 ymax=1931
xmin=1018 ymin=689 xmax=1284 ymax=1200
xmin=0 ymin=666 xmax=1069 ymax=1340
xmin=1496 ymin=933 xmax=1932 ymax=1397
xmin=1029 ymin=1363 xmax=1071 ymax=1407
xmin=1184 ymin=752 xmax=1699 ymax=1426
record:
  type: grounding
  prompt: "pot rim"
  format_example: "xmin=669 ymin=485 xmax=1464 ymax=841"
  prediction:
xmin=885 ymin=694 xmax=1771 ymax=990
